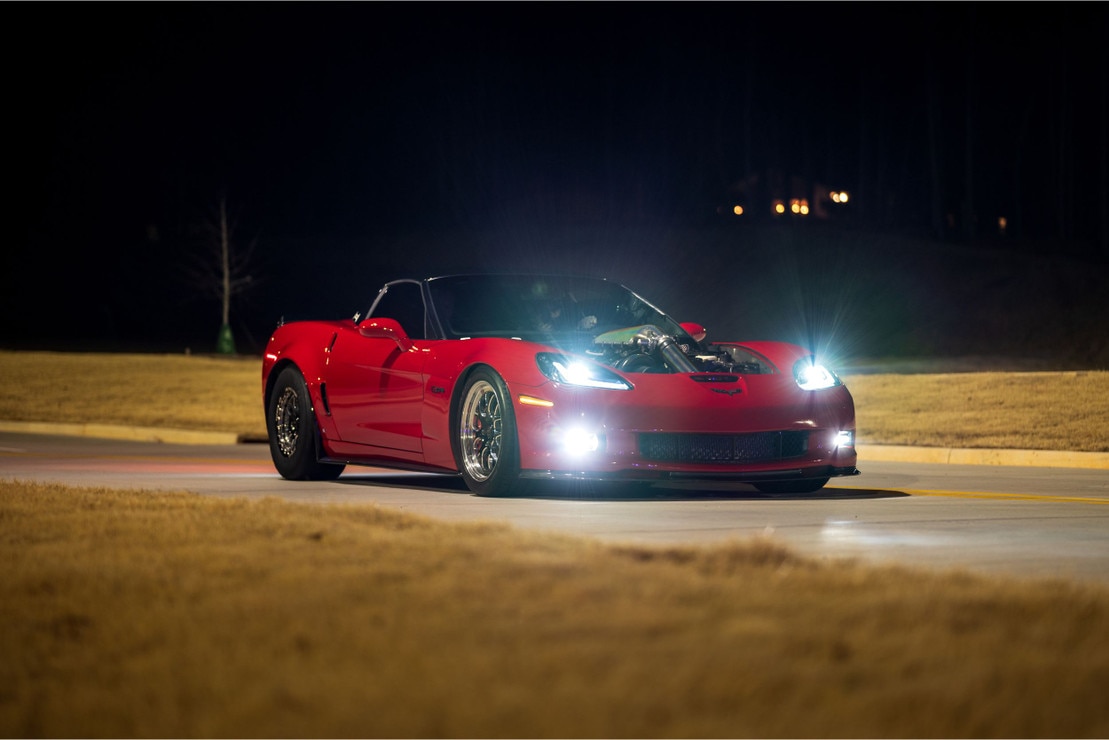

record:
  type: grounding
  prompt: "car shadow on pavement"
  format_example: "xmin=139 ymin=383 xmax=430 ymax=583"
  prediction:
xmin=336 ymin=474 xmax=908 ymax=502
xmin=519 ymin=481 xmax=909 ymax=502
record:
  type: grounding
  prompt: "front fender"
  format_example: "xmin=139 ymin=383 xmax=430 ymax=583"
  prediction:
xmin=715 ymin=340 xmax=820 ymax=372
xmin=419 ymin=338 xmax=561 ymax=470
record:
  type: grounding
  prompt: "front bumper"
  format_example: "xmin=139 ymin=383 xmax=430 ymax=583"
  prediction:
xmin=520 ymin=464 xmax=860 ymax=483
xmin=523 ymin=427 xmax=858 ymax=474
xmin=511 ymin=380 xmax=858 ymax=483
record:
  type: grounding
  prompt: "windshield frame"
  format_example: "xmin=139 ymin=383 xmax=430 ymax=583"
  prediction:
xmin=423 ymin=274 xmax=693 ymax=346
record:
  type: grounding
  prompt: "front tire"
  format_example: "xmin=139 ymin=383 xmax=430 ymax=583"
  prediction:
xmin=267 ymin=366 xmax=345 ymax=481
xmin=453 ymin=367 xmax=521 ymax=497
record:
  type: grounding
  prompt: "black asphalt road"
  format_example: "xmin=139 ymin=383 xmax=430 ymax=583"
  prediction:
xmin=3 ymin=432 xmax=1108 ymax=586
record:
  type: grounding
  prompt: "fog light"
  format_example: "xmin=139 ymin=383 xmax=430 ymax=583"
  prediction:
xmin=561 ymin=428 xmax=601 ymax=455
xmin=834 ymin=430 xmax=854 ymax=448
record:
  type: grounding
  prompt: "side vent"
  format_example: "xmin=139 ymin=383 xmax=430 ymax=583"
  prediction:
xmin=320 ymin=383 xmax=332 ymax=416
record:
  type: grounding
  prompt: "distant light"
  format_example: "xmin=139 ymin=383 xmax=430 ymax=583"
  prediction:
xmin=790 ymin=199 xmax=800 ymax=214
xmin=998 ymin=216 xmax=1007 ymax=235
xmin=773 ymin=200 xmax=785 ymax=215
xmin=831 ymin=191 xmax=850 ymax=204
xmin=800 ymin=199 xmax=810 ymax=216
xmin=733 ymin=205 xmax=744 ymax=216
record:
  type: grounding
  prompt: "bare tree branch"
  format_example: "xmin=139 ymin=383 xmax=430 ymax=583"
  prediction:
xmin=181 ymin=194 xmax=262 ymax=353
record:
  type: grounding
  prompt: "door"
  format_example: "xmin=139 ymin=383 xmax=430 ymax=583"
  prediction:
xmin=325 ymin=281 xmax=428 ymax=452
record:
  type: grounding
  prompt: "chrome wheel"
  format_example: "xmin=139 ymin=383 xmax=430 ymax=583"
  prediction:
xmin=459 ymin=379 xmax=502 ymax=482
xmin=273 ymin=386 xmax=301 ymax=458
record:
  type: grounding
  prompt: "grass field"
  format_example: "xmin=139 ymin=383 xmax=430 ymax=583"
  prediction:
xmin=3 ymin=481 xmax=1108 ymax=738
xmin=2 ymin=350 xmax=1108 ymax=452
xmin=2 ymin=350 xmax=1109 ymax=737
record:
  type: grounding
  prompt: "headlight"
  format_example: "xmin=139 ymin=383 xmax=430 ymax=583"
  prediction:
xmin=536 ymin=353 xmax=632 ymax=391
xmin=793 ymin=358 xmax=842 ymax=391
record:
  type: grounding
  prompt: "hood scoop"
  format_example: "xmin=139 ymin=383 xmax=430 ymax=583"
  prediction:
xmin=690 ymin=373 xmax=740 ymax=383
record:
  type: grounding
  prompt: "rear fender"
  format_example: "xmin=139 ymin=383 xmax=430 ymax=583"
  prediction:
xmin=262 ymin=322 xmax=348 ymax=449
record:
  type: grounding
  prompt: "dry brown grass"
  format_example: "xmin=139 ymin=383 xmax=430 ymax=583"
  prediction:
xmin=3 ymin=480 xmax=1108 ymax=739
xmin=3 ymin=351 xmax=1109 ymax=736
xmin=846 ymin=371 xmax=1109 ymax=452
xmin=0 ymin=350 xmax=263 ymax=435
xmin=3 ymin=350 xmax=1109 ymax=452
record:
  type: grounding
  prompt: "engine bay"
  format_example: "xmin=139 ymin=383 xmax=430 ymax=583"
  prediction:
xmin=585 ymin=325 xmax=773 ymax=376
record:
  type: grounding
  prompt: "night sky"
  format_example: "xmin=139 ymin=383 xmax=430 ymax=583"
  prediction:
xmin=6 ymin=2 xmax=1108 ymax=354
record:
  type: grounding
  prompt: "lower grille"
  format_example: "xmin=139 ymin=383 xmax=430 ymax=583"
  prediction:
xmin=638 ymin=431 xmax=809 ymax=463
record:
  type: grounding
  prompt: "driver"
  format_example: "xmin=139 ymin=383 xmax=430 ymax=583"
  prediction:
xmin=533 ymin=295 xmax=597 ymax=332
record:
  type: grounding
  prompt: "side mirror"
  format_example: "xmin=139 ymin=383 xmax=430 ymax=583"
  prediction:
xmin=680 ymin=322 xmax=707 ymax=343
xmin=359 ymin=318 xmax=414 ymax=352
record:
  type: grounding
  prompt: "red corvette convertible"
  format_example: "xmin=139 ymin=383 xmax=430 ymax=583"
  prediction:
xmin=262 ymin=274 xmax=858 ymax=496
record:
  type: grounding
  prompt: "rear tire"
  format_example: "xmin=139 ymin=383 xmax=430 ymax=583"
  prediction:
xmin=453 ymin=367 xmax=521 ymax=496
xmin=267 ymin=366 xmax=345 ymax=481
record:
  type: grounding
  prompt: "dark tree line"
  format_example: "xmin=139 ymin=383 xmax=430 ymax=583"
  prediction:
xmin=413 ymin=5 xmax=1107 ymax=258
xmin=861 ymin=4 xmax=1109 ymax=256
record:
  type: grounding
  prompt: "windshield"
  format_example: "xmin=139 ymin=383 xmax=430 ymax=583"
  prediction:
xmin=426 ymin=274 xmax=689 ymax=344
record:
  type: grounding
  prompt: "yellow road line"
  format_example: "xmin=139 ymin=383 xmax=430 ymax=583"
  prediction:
xmin=834 ymin=485 xmax=1109 ymax=505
